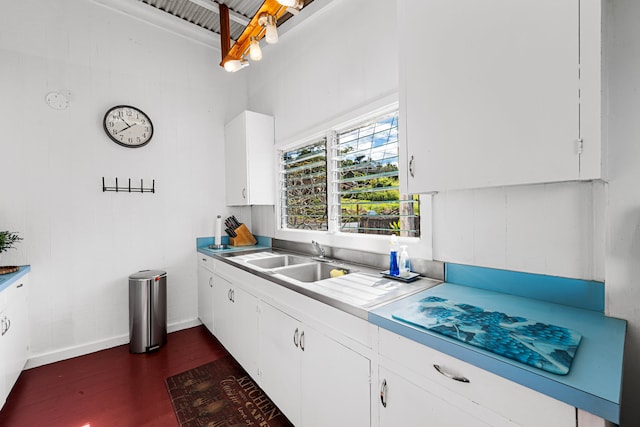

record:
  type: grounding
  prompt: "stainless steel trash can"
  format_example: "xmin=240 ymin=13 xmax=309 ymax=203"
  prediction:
xmin=129 ymin=270 xmax=167 ymax=353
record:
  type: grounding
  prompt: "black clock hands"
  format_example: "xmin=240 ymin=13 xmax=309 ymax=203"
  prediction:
xmin=116 ymin=122 xmax=137 ymax=134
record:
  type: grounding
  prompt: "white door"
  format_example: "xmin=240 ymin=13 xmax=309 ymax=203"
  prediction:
xmin=0 ymin=308 xmax=7 ymax=408
xmin=3 ymin=280 xmax=28 ymax=395
xmin=212 ymin=274 xmax=234 ymax=348
xmin=401 ymin=0 xmax=580 ymax=192
xmin=224 ymin=112 xmax=249 ymax=206
xmin=379 ymin=366 xmax=491 ymax=427
xmin=227 ymin=286 xmax=259 ymax=378
xmin=197 ymin=266 xmax=214 ymax=333
xmin=258 ymin=301 xmax=302 ymax=426
xmin=300 ymin=324 xmax=371 ymax=427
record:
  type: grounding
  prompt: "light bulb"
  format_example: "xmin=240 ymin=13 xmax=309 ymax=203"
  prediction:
xmin=249 ymin=37 xmax=262 ymax=61
xmin=278 ymin=0 xmax=303 ymax=9
xmin=223 ymin=59 xmax=249 ymax=72
xmin=265 ymin=16 xmax=278 ymax=44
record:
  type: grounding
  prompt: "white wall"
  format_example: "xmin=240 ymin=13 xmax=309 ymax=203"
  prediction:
xmin=0 ymin=0 xmax=246 ymax=365
xmin=433 ymin=181 xmax=605 ymax=281
xmin=246 ymin=0 xmax=398 ymax=143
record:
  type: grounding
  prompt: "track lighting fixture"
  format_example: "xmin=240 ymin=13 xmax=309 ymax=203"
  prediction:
xmin=249 ymin=37 xmax=263 ymax=61
xmin=223 ymin=59 xmax=249 ymax=72
xmin=219 ymin=0 xmax=306 ymax=72
xmin=277 ymin=0 xmax=304 ymax=9
xmin=258 ymin=13 xmax=278 ymax=44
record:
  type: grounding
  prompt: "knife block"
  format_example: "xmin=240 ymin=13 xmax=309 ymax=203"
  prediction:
xmin=230 ymin=224 xmax=257 ymax=247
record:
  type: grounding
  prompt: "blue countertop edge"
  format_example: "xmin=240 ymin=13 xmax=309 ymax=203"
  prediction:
xmin=446 ymin=263 xmax=605 ymax=312
xmin=369 ymin=282 xmax=625 ymax=424
xmin=196 ymin=235 xmax=272 ymax=257
xmin=0 ymin=265 xmax=31 ymax=293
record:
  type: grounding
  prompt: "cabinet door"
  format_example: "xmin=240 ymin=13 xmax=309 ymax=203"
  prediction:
xmin=213 ymin=274 xmax=233 ymax=347
xmin=197 ymin=265 xmax=214 ymax=333
xmin=400 ymin=0 xmax=582 ymax=192
xmin=258 ymin=301 xmax=302 ymax=426
xmin=3 ymin=278 xmax=29 ymax=398
xmin=379 ymin=367 xmax=491 ymax=427
xmin=213 ymin=276 xmax=259 ymax=377
xmin=224 ymin=112 xmax=249 ymax=206
xmin=0 ymin=310 xmax=6 ymax=408
xmin=224 ymin=111 xmax=275 ymax=206
xmin=227 ymin=286 xmax=259 ymax=377
xmin=300 ymin=325 xmax=370 ymax=427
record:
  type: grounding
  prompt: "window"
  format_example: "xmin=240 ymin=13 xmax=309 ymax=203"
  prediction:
xmin=281 ymin=139 xmax=328 ymax=231
xmin=279 ymin=109 xmax=420 ymax=238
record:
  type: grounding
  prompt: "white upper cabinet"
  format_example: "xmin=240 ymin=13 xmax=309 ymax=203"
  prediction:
xmin=224 ymin=111 xmax=275 ymax=206
xmin=399 ymin=0 xmax=602 ymax=193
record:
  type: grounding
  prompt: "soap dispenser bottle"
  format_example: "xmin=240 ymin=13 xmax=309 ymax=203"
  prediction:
xmin=399 ymin=245 xmax=411 ymax=277
xmin=389 ymin=235 xmax=399 ymax=276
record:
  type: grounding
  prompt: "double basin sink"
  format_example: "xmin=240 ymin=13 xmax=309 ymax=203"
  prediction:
xmin=225 ymin=251 xmax=440 ymax=317
xmin=244 ymin=254 xmax=352 ymax=282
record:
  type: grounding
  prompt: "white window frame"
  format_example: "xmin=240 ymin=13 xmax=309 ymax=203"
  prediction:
xmin=274 ymin=99 xmax=433 ymax=260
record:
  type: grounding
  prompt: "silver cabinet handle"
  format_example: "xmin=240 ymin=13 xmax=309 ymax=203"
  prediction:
xmin=208 ymin=277 xmax=213 ymax=288
xmin=433 ymin=364 xmax=470 ymax=383
xmin=380 ymin=379 xmax=387 ymax=408
xmin=2 ymin=317 xmax=10 ymax=336
xmin=231 ymin=289 xmax=235 ymax=302
xmin=242 ymin=188 xmax=247 ymax=199
xmin=300 ymin=330 xmax=305 ymax=351
xmin=293 ymin=328 xmax=299 ymax=347
xmin=409 ymin=155 xmax=415 ymax=178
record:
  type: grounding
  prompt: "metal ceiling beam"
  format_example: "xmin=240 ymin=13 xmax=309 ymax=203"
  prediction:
xmin=188 ymin=0 xmax=251 ymax=26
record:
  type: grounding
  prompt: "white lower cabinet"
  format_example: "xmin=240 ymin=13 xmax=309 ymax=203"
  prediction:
xmin=213 ymin=273 xmax=259 ymax=378
xmin=379 ymin=366 xmax=492 ymax=427
xmin=1 ymin=273 xmax=29 ymax=410
xmin=196 ymin=256 xmax=215 ymax=333
xmin=378 ymin=328 xmax=576 ymax=427
xmin=258 ymin=301 xmax=370 ymax=427
xmin=203 ymin=261 xmax=609 ymax=427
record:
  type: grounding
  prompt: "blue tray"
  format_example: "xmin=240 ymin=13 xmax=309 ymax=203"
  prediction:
xmin=392 ymin=296 xmax=582 ymax=375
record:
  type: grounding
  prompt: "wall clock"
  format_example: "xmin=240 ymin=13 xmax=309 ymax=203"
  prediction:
xmin=103 ymin=105 xmax=154 ymax=148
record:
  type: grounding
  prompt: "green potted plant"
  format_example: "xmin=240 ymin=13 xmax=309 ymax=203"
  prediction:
xmin=0 ymin=231 xmax=22 ymax=274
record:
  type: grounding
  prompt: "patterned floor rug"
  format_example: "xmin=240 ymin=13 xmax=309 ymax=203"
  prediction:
xmin=165 ymin=356 xmax=293 ymax=427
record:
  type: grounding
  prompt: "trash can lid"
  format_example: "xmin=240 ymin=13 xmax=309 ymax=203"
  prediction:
xmin=129 ymin=270 xmax=167 ymax=280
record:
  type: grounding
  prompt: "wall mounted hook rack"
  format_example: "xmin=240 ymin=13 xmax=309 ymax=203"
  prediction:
xmin=102 ymin=177 xmax=155 ymax=194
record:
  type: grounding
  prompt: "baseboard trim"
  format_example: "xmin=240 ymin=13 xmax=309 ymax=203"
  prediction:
xmin=25 ymin=318 xmax=202 ymax=369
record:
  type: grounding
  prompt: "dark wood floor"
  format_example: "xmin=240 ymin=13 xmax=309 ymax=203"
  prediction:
xmin=0 ymin=325 xmax=229 ymax=427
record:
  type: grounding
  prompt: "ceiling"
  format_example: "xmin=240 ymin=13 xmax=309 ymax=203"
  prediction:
xmin=139 ymin=0 xmax=314 ymax=42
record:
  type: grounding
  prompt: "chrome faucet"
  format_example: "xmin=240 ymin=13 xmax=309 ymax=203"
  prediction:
xmin=311 ymin=240 xmax=326 ymax=259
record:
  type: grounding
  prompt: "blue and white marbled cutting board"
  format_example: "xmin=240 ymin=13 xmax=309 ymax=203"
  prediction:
xmin=392 ymin=296 xmax=582 ymax=375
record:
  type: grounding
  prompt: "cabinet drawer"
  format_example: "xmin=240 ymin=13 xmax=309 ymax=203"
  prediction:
xmin=197 ymin=254 xmax=215 ymax=272
xmin=379 ymin=328 xmax=575 ymax=427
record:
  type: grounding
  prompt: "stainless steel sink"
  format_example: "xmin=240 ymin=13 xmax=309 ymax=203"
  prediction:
xmin=274 ymin=262 xmax=351 ymax=282
xmin=246 ymin=254 xmax=310 ymax=269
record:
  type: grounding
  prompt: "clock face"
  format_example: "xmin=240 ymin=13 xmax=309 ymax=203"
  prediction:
xmin=103 ymin=105 xmax=153 ymax=148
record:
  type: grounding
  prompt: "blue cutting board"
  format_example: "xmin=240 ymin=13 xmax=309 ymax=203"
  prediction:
xmin=392 ymin=296 xmax=582 ymax=375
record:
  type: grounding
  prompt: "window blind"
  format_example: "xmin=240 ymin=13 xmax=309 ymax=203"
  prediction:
xmin=280 ymin=139 xmax=328 ymax=231
xmin=333 ymin=112 xmax=419 ymax=236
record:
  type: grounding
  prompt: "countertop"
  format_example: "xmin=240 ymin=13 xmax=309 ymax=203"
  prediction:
xmin=196 ymin=235 xmax=271 ymax=258
xmin=196 ymin=237 xmax=625 ymax=422
xmin=369 ymin=282 xmax=626 ymax=423
xmin=0 ymin=265 xmax=31 ymax=294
